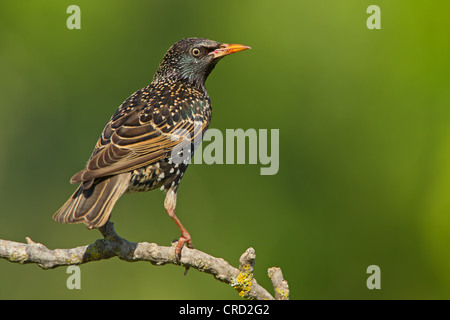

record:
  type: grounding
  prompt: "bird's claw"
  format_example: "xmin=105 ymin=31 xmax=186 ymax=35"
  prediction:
xmin=174 ymin=233 xmax=193 ymax=262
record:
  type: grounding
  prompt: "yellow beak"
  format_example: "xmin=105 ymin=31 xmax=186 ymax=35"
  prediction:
xmin=209 ymin=43 xmax=251 ymax=58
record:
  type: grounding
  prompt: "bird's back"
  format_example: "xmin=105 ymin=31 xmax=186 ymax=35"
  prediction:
xmin=71 ymin=79 xmax=212 ymax=193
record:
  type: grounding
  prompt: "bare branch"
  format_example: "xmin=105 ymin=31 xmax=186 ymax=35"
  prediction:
xmin=268 ymin=267 xmax=290 ymax=300
xmin=0 ymin=222 xmax=289 ymax=300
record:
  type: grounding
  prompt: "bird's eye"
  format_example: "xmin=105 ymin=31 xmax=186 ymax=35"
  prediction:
xmin=192 ymin=48 xmax=201 ymax=57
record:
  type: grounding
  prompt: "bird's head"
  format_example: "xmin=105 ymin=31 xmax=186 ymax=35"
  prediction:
xmin=154 ymin=38 xmax=251 ymax=91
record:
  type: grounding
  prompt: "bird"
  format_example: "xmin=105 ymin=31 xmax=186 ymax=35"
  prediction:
xmin=53 ymin=37 xmax=251 ymax=260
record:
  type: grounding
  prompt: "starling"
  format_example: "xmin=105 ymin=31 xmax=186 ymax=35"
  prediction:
xmin=53 ymin=38 xmax=250 ymax=259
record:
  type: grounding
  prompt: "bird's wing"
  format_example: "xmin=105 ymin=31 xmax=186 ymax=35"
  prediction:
xmin=70 ymin=85 xmax=210 ymax=184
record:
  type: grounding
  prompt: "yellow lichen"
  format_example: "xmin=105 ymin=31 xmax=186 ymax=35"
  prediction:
xmin=275 ymin=287 xmax=290 ymax=299
xmin=65 ymin=253 xmax=80 ymax=264
xmin=86 ymin=246 xmax=101 ymax=260
xmin=195 ymin=259 xmax=210 ymax=272
xmin=231 ymin=264 xmax=253 ymax=298
xmin=9 ymin=251 xmax=28 ymax=263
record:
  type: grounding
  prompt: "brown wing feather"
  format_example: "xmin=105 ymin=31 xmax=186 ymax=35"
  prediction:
xmin=71 ymin=82 xmax=210 ymax=185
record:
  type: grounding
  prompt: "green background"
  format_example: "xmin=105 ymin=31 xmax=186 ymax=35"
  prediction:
xmin=1 ymin=0 xmax=450 ymax=299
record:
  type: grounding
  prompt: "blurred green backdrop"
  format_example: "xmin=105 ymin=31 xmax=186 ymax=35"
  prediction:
xmin=1 ymin=0 xmax=450 ymax=299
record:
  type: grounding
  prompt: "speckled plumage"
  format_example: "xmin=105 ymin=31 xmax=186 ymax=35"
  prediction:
xmin=88 ymin=79 xmax=211 ymax=194
xmin=53 ymin=38 xmax=250 ymax=259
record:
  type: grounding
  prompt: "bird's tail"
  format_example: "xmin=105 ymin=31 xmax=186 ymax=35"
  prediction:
xmin=53 ymin=173 xmax=131 ymax=229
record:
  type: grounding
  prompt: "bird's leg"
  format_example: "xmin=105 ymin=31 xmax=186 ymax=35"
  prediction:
xmin=164 ymin=187 xmax=193 ymax=261
xmin=168 ymin=209 xmax=193 ymax=259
